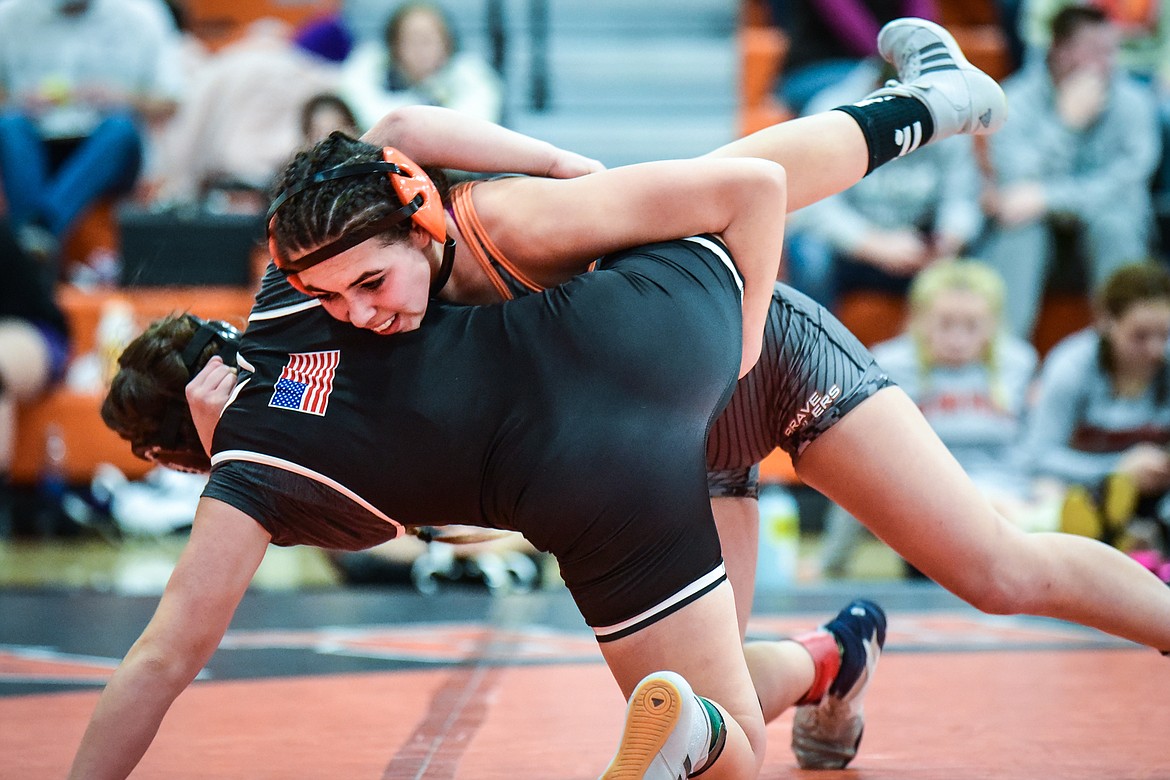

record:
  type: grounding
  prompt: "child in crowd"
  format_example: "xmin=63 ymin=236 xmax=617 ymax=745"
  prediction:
xmin=820 ymin=259 xmax=1054 ymax=577
xmin=1025 ymin=261 xmax=1170 ymax=574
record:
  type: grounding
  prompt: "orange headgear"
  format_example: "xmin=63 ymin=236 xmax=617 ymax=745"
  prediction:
xmin=266 ymin=147 xmax=454 ymax=293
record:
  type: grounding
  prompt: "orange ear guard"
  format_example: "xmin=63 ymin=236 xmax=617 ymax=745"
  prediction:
xmin=382 ymin=147 xmax=446 ymax=244
xmin=266 ymin=147 xmax=446 ymax=275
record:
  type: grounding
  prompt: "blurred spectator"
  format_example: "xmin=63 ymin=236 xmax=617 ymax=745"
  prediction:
xmin=1020 ymin=0 xmax=1170 ymax=257
xmin=152 ymin=19 xmax=341 ymax=206
xmin=338 ymin=2 xmax=504 ymax=129
xmin=300 ymin=92 xmax=360 ymax=147
xmin=765 ymin=0 xmax=938 ymax=115
xmin=0 ymin=0 xmax=184 ymax=261
xmin=818 ymin=259 xmax=1048 ymax=577
xmin=0 ymin=216 xmax=71 ymax=536
xmin=978 ymin=5 xmax=1161 ymax=337
xmin=1020 ymin=0 xmax=1169 ymax=82
xmin=784 ymin=58 xmax=983 ymax=309
xmin=1023 ymin=261 xmax=1170 ymax=555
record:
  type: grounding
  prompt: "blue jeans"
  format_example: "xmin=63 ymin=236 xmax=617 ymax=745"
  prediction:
xmin=0 ymin=110 xmax=142 ymax=238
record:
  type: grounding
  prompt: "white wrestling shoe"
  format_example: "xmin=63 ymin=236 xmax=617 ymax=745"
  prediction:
xmin=599 ymin=671 xmax=724 ymax=779
xmin=871 ymin=17 xmax=1007 ymax=138
xmin=791 ymin=599 xmax=888 ymax=770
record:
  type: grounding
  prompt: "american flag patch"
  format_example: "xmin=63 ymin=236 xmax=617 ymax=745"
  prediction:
xmin=269 ymin=351 xmax=340 ymax=416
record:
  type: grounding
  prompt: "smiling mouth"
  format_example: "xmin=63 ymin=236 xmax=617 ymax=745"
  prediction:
xmin=372 ymin=315 xmax=397 ymax=333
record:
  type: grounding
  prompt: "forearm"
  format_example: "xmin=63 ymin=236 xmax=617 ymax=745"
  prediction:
xmin=362 ymin=105 xmax=582 ymax=177
xmin=715 ymin=163 xmax=788 ymax=376
xmin=69 ymin=642 xmax=200 ymax=779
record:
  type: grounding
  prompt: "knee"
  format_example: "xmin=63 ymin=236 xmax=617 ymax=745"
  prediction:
xmin=942 ymin=550 xmax=1036 ymax=616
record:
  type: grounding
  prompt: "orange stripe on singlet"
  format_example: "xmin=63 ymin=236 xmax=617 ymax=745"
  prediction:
xmin=449 ymin=182 xmax=547 ymax=301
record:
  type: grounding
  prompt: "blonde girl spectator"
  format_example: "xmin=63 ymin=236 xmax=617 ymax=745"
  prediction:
xmin=820 ymin=259 xmax=1052 ymax=577
xmin=339 ymin=2 xmax=504 ymax=129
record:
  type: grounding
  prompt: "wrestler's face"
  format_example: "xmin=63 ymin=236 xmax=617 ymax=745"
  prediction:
xmin=917 ymin=288 xmax=997 ymax=368
xmin=1103 ymin=299 xmax=1170 ymax=378
xmin=294 ymin=231 xmax=433 ymax=335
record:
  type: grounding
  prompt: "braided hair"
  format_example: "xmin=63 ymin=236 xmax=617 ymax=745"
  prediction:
xmin=268 ymin=131 xmax=448 ymax=264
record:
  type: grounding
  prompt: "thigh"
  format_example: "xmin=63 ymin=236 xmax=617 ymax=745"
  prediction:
xmin=1082 ymin=210 xmax=1153 ymax=288
xmin=795 ymin=386 xmax=1028 ymax=594
xmin=980 ymin=223 xmax=1051 ymax=336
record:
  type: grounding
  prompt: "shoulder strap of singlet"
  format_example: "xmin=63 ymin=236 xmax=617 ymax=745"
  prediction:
xmin=449 ymin=181 xmax=549 ymax=301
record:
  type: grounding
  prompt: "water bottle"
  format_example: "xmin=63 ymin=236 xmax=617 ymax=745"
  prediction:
xmin=36 ymin=423 xmax=68 ymax=537
xmin=757 ymin=483 xmax=800 ymax=589
xmin=95 ymin=298 xmax=137 ymax=386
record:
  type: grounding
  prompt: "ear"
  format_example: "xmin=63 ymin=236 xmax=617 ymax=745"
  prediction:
xmin=409 ymin=224 xmax=433 ymax=249
xmin=143 ymin=446 xmax=161 ymax=463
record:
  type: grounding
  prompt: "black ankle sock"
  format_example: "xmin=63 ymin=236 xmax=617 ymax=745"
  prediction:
xmin=834 ymin=96 xmax=936 ymax=175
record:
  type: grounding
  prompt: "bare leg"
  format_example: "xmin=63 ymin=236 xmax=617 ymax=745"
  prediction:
xmin=704 ymin=112 xmax=869 ymax=213
xmin=797 ymin=387 xmax=1170 ymax=652
xmin=598 ymin=581 xmax=766 ymax=778
xmin=711 ymin=495 xmax=760 ymax=639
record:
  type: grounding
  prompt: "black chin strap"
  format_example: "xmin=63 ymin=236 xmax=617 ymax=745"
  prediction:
xmin=429 ymin=238 xmax=457 ymax=297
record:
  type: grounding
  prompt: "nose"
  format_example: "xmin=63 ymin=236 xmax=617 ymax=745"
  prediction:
xmin=348 ymin=299 xmax=379 ymax=329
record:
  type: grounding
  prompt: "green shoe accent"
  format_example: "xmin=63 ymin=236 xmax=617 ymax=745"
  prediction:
xmin=690 ymin=697 xmax=726 ymax=777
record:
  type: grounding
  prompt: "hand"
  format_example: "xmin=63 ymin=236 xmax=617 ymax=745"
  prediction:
xmin=989 ymin=182 xmax=1047 ymax=227
xmin=1116 ymin=443 xmax=1170 ymax=494
xmin=1056 ymin=67 xmax=1108 ymax=130
xmin=185 ymin=356 xmax=237 ymax=456
xmin=853 ymin=229 xmax=932 ymax=275
xmin=929 ymin=232 xmax=964 ymax=262
xmin=545 ymin=150 xmax=605 ymax=179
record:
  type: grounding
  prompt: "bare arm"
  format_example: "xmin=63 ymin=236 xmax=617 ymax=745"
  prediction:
xmin=474 ymin=157 xmax=788 ymax=376
xmin=68 ymin=499 xmax=270 ymax=779
xmin=361 ymin=105 xmax=604 ymax=179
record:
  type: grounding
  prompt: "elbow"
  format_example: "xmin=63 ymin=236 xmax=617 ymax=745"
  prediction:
xmin=747 ymin=159 xmax=788 ymax=214
xmin=363 ymin=106 xmax=423 ymax=153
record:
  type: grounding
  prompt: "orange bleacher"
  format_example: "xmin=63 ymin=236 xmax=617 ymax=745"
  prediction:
xmin=11 ymin=287 xmax=255 ymax=484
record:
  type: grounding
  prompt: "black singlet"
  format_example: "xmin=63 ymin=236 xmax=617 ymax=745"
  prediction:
xmin=205 ymin=236 xmax=741 ymax=640
xmin=450 ymin=181 xmax=891 ymax=499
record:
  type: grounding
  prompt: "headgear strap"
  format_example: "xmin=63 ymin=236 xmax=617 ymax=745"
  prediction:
xmin=267 ymin=148 xmax=448 ymax=277
xmin=154 ymin=316 xmax=241 ymax=456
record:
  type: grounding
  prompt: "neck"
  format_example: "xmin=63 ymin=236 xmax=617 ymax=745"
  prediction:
xmin=434 ymin=222 xmax=505 ymax=304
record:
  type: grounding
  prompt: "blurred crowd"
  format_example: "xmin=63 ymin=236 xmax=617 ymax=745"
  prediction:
xmin=3 ymin=0 xmax=1170 ymax=584
xmin=770 ymin=0 xmax=1170 ymax=580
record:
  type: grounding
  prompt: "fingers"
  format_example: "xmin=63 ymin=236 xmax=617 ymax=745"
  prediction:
xmin=185 ymin=356 xmax=237 ymax=406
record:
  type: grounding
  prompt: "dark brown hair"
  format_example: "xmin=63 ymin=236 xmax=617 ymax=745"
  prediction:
xmin=1050 ymin=5 xmax=1108 ymax=47
xmin=1095 ymin=261 xmax=1170 ymax=394
xmin=268 ymin=131 xmax=449 ymax=265
xmin=101 ymin=314 xmax=223 ymax=472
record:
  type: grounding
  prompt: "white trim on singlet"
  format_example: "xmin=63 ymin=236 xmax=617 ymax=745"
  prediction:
xmin=211 ymin=449 xmax=406 ymax=537
xmin=684 ymin=235 xmax=743 ymax=299
xmin=592 ymin=563 xmax=727 ymax=640
xmin=248 ymin=299 xmax=322 ymax=322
